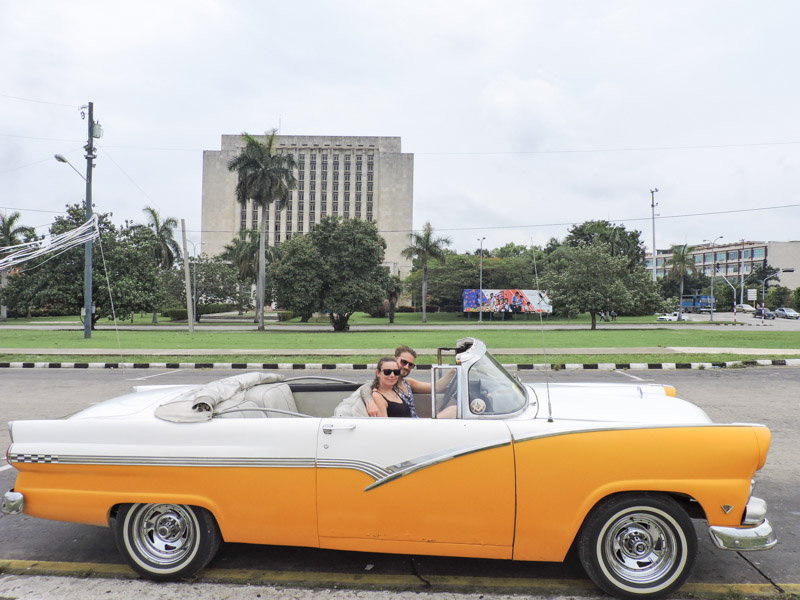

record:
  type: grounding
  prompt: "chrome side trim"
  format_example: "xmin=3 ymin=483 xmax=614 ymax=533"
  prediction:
xmin=708 ymin=519 xmax=777 ymax=551
xmin=364 ymin=438 xmax=510 ymax=491
xmin=317 ymin=437 xmax=511 ymax=491
xmin=513 ymin=423 xmax=762 ymax=445
xmin=7 ymin=453 xmax=314 ymax=469
xmin=1 ymin=490 xmax=24 ymax=515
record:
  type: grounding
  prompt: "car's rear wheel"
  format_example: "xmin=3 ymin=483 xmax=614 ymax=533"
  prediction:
xmin=577 ymin=494 xmax=697 ymax=600
xmin=114 ymin=503 xmax=221 ymax=581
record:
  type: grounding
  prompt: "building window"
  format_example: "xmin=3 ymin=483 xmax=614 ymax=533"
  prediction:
xmin=251 ymin=204 xmax=259 ymax=230
xmin=367 ymin=172 xmax=374 ymax=182
xmin=321 ymin=194 xmax=327 ymax=216
xmin=356 ymin=161 xmax=362 ymax=172
xmin=345 ymin=160 xmax=350 ymax=172
xmin=333 ymin=196 xmax=339 ymax=213
xmin=309 ymin=200 xmax=316 ymax=223
xmin=716 ymin=251 xmax=726 ymax=262
xmin=704 ymin=252 xmax=712 ymax=263
xmin=355 ymin=198 xmax=361 ymax=218
xmin=274 ymin=212 xmax=281 ymax=245
xmin=322 ymin=161 xmax=327 ymax=172
xmin=367 ymin=182 xmax=373 ymax=192
xmin=753 ymin=247 xmax=765 ymax=259
xmin=298 ymin=181 xmax=304 ymax=191
xmin=333 ymin=172 xmax=339 ymax=182
xmin=310 ymin=182 xmax=316 ymax=192
xmin=694 ymin=254 xmax=703 ymax=264
xmin=333 ymin=182 xmax=339 ymax=192
xmin=743 ymin=249 xmax=751 ymax=259
xmin=240 ymin=204 xmax=247 ymax=238
xmin=345 ymin=182 xmax=350 ymax=192
xmin=310 ymin=170 xmax=316 ymax=181
xmin=344 ymin=173 xmax=351 ymax=182
xmin=321 ymin=171 xmax=327 ymax=182
xmin=344 ymin=196 xmax=350 ymax=214
xmin=727 ymin=250 xmax=738 ymax=261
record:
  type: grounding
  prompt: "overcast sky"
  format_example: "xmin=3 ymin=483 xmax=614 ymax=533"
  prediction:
xmin=2 ymin=1 xmax=800 ymax=257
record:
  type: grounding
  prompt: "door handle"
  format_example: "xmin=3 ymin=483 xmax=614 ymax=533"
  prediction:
xmin=322 ymin=423 xmax=356 ymax=434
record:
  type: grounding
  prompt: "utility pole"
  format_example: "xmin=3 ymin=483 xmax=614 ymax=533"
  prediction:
xmin=650 ymin=188 xmax=658 ymax=282
xmin=82 ymin=102 xmax=100 ymax=339
xmin=739 ymin=239 xmax=746 ymax=305
xmin=181 ymin=220 xmax=194 ymax=334
xmin=478 ymin=237 xmax=485 ymax=322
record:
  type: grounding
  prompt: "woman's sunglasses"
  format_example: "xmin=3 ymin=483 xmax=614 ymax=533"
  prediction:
xmin=399 ymin=358 xmax=415 ymax=369
xmin=381 ymin=369 xmax=401 ymax=376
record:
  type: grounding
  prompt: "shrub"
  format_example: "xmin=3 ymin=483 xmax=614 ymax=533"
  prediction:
xmin=277 ymin=310 xmax=295 ymax=322
xmin=395 ymin=305 xmax=416 ymax=313
xmin=165 ymin=308 xmax=188 ymax=321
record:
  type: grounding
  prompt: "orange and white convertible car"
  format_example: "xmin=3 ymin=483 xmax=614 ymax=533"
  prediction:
xmin=2 ymin=338 xmax=776 ymax=599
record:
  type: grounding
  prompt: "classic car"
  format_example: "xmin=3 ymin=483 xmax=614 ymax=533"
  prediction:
xmin=2 ymin=338 xmax=776 ymax=599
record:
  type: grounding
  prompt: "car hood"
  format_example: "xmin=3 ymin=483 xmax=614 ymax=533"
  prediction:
xmin=527 ymin=384 xmax=712 ymax=425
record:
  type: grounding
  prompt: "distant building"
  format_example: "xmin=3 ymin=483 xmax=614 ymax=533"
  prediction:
xmin=201 ymin=134 xmax=414 ymax=276
xmin=645 ymin=240 xmax=800 ymax=290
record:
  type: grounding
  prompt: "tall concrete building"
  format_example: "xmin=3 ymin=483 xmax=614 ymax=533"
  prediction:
xmin=201 ymin=134 xmax=413 ymax=276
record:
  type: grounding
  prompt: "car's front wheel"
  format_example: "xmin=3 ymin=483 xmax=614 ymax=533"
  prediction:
xmin=577 ymin=494 xmax=697 ymax=600
xmin=114 ymin=503 xmax=221 ymax=581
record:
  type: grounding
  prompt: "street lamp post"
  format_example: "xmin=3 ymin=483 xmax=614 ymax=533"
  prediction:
xmin=703 ymin=236 xmax=723 ymax=322
xmin=739 ymin=239 xmax=746 ymax=305
xmin=650 ymin=188 xmax=658 ymax=282
xmin=54 ymin=102 xmax=100 ymax=339
xmin=478 ymin=237 xmax=485 ymax=323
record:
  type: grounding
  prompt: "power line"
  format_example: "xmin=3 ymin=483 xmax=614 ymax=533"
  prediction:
xmin=0 ymin=93 xmax=82 ymax=108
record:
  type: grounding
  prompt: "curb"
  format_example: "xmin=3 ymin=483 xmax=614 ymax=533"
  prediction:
xmin=1 ymin=359 xmax=799 ymax=370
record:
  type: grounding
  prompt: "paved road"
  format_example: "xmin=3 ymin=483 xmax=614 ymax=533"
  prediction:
xmin=1 ymin=367 xmax=797 ymax=600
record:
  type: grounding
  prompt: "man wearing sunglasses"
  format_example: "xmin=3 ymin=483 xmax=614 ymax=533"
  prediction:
xmin=393 ymin=345 xmax=455 ymax=418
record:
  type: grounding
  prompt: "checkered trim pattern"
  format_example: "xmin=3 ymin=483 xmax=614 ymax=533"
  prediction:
xmin=8 ymin=453 xmax=59 ymax=464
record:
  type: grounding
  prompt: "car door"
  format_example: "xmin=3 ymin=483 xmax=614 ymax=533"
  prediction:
xmin=315 ymin=417 xmax=515 ymax=559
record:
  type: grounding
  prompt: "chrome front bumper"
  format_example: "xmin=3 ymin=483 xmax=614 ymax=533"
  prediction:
xmin=1 ymin=489 xmax=24 ymax=515
xmin=708 ymin=496 xmax=777 ymax=551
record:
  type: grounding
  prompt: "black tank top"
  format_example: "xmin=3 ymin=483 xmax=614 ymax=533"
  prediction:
xmin=377 ymin=391 xmax=412 ymax=418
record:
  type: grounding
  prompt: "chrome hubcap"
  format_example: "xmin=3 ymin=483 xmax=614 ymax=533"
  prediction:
xmin=604 ymin=512 xmax=677 ymax=584
xmin=132 ymin=504 xmax=197 ymax=566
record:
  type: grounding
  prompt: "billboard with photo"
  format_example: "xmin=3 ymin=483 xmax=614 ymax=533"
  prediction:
xmin=462 ymin=289 xmax=552 ymax=313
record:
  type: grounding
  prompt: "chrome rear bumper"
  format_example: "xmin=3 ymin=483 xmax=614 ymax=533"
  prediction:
xmin=708 ymin=496 xmax=777 ymax=551
xmin=1 ymin=489 xmax=24 ymax=515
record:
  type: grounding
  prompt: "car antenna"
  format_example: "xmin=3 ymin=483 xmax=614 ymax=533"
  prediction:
xmin=532 ymin=245 xmax=554 ymax=423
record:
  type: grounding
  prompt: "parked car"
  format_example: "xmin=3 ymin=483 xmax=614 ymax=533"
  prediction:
xmin=656 ymin=311 xmax=681 ymax=321
xmin=774 ymin=307 xmax=800 ymax=319
xmin=753 ymin=308 xmax=776 ymax=319
xmin=734 ymin=303 xmax=756 ymax=313
xmin=2 ymin=338 xmax=776 ymax=600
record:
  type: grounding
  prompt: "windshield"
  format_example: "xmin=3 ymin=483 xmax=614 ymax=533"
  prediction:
xmin=467 ymin=352 xmax=528 ymax=415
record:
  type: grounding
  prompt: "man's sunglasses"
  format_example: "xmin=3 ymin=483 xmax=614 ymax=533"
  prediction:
xmin=399 ymin=358 xmax=415 ymax=369
xmin=381 ymin=369 xmax=401 ymax=376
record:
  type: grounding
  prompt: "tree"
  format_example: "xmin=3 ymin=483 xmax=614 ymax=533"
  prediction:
xmin=791 ymin=287 xmax=800 ymax=311
xmin=401 ymin=222 xmax=452 ymax=323
xmin=310 ymin=217 xmax=388 ymax=331
xmin=190 ymin=255 xmax=248 ymax=320
xmin=544 ymin=242 xmax=656 ymax=329
xmin=563 ymin=220 xmax=646 ymax=268
xmin=228 ymin=130 xmax=297 ymax=331
xmin=267 ymin=234 xmax=323 ymax=322
xmin=664 ymin=244 xmax=697 ymax=320
xmin=765 ymin=285 xmax=792 ymax=310
xmin=268 ymin=217 xmax=387 ymax=331
xmin=221 ymin=231 xmax=263 ymax=315
xmin=0 ymin=211 xmax=36 ymax=321
xmin=385 ymin=274 xmax=403 ymax=324
xmin=0 ymin=205 xmax=161 ymax=327
xmin=135 ymin=206 xmax=181 ymax=323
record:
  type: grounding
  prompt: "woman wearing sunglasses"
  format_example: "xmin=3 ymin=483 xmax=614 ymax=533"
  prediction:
xmin=366 ymin=357 xmax=412 ymax=418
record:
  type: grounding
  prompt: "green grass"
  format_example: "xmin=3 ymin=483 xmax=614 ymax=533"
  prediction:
xmin=1 ymin=352 xmax=795 ymax=365
xmin=1 ymin=327 xmax=799 ymax=351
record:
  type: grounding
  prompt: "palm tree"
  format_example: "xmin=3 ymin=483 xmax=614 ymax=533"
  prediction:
xmin=137 ymin=206 xmax=181 ymax=323
xmin=0 ymin=211 xmax=36 ymax=321
xmin=665 ymin=244 xmax=697 ymax=320
xmin=401 ymin=222 xmax=451 ymax=323
xmin=228 ymin=130 xmax=297 ymax=331
xmin=221 ymin=231 xmax=271 ymax=316
xmin=140 ymin=206 xmax=181 ymax=269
